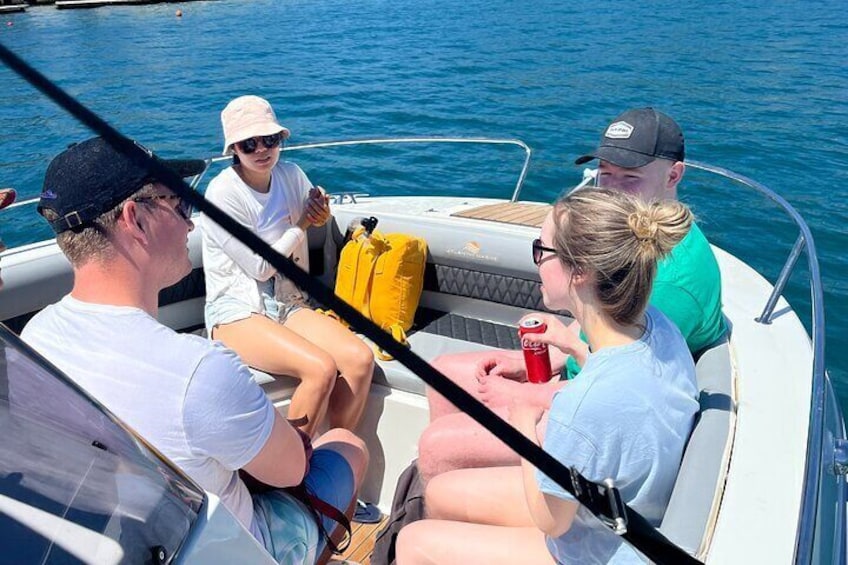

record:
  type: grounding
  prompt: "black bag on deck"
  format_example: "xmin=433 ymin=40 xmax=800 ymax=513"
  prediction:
xmin=371 ymin=459 xmax=426 ymax=565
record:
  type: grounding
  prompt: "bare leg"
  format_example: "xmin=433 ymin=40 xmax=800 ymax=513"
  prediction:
xmin=396 ymin=520 xmax=552 ymax=565
xmin=213 ymin=314 xmax=336 ymax=436
xmin=284 ymin=309 xmax=374 ymax=430
xmin=427 ymin=319 xmax=577 ymax=421
xmin=428 ymin=350 xmax=512 ymax=421
xmin=396 ymin=467 xmax=554 ymax=565
xmin=426 ymin=466 xmax=532 ymax=524
xmin=417 ymin=408 xmax=549 ymax=483
xmin=418 ymin=407 xmax=518 ymax=483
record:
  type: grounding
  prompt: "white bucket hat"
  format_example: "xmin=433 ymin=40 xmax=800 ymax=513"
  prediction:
xmin=221 ymin=95 xmax=291 ymax=155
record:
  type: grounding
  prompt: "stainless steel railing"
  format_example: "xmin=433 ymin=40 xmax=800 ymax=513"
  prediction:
xmin=193 ymin=136 xmax=533 ymax=202
xmin=7 ymin=136 xmax=533 ymax=210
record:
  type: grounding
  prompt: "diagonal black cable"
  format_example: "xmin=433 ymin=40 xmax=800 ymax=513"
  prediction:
xmin=0 ymin=41 xmax=701 ymax=564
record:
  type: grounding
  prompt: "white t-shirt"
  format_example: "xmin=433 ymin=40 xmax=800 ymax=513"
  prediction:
xmin=21 ymin=296 xmax=276 ymax=539
xmin=201 ymin=161 xmax=313 ymax=313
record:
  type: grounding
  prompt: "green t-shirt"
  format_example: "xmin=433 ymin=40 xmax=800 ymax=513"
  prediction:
xmin=564 ymin=222 xmax=727 ymax=379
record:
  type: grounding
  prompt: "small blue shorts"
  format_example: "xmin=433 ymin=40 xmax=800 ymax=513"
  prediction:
xmin=205 ymin=279 xmax=309 ymax=333
xmin=251 ymin=449 xmax=356 ymax=564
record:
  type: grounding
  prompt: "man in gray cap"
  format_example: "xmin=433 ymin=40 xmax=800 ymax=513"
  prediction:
xmin=576 ymin=106 xmax=686 ymax=201
xmin=21 ymin=137 xmax=368 ymax=563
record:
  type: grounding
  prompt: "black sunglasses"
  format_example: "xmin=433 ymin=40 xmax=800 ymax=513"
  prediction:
xmin=235 ymin=133 xmax=283 ymax=154
xmin=532 ymin=238 xmax=558 ymax=265
xmin=134 ymin=194 xmax=193 ymax=221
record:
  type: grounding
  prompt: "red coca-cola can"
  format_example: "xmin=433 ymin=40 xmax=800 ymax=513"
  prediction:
xmin=520 ymin=317 xmax=552 ymax=384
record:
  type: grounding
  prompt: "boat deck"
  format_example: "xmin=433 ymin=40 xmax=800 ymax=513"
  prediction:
xmin=331 ymin=514 xmax=389 ymax=564
xmin=451 ymin=201 xmax=550 ymax=228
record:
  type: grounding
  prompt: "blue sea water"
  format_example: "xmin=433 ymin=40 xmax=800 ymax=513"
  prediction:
xmin=0 ymin=0 xmax=846 ymax=408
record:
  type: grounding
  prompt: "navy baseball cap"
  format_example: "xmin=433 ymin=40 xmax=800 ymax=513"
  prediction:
xmin=575 ymin=108 xmax=685 ymax=169
xmin=39 ymin=137 xmax=205 ymax=234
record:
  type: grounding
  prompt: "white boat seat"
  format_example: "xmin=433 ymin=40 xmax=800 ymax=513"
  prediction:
xmin=658 ymin=335 xmax=735 ymax=559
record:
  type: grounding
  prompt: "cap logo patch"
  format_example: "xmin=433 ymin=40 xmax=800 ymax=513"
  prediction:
xmin=605 ymin=121 xmax=634 ymax=139
xmin=40 ymin=189 xmax=58 ymax=200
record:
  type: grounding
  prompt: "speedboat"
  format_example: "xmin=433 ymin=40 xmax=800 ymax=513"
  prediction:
xmin=0 ymin=136 xmax=845 ymax=564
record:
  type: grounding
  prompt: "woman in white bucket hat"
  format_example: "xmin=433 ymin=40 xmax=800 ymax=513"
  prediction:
xmin=201 ymin=95 xmax=374 ymax=437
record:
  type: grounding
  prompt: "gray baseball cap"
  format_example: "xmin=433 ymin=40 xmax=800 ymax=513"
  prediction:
xmin=575 ymin=108 xmax=685 ymax=168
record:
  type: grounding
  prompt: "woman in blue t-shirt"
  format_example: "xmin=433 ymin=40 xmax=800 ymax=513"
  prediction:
xmin=397 ymin=188 xmax=700 ymax=564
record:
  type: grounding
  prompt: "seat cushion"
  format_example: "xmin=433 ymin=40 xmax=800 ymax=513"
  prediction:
xmin=659 ymin=338 xmax=734 ymax=558
xmin=371 ymin=331 xmax=498 ymax=396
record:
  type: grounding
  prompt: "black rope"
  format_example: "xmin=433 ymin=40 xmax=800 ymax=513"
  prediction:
xmin=0 ymin=41 xmax=701 ymax=565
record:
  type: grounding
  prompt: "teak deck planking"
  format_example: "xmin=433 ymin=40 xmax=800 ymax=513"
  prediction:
xmin=451 ymin=202 xmax=551 ymax=228
xmin=330 ymin=514 xmax=389 ymax=565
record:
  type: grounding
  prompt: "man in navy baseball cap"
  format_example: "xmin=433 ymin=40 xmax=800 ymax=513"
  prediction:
xmin=23 ymin=135 xmax=369 ymax=564
xmin=575 ymin=107 xmax=685 ymax=200
xmin=39 ymin=137 xmax=204 ymax=234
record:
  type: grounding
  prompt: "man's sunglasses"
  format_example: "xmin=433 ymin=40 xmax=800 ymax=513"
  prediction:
xmin=133 ymin=194 xmax=193 ymax=221
xmin=235 ymin=133 xmax=283 ymax=154
xmin=532 ymin=238 xmax=558 ymax=265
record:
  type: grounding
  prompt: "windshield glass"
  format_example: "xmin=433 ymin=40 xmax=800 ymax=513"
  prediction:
xmin=0 ymin=326 xmax=204 ymax=564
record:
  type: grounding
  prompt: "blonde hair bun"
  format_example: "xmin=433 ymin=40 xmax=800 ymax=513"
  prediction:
xmin=552 ymin=189 xmax=693 ymax=325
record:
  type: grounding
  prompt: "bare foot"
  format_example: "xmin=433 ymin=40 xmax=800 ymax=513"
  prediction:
xmin=477 ymin=373 xmax=528 ymax=408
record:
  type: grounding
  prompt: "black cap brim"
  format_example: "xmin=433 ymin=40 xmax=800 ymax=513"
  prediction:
xmin=574 ymin=146 xmax=656 ymax=169
xmin=162 ymin=158 xmax=206 ymax=179
xmin=39 ymin=137 xmax=207 ymax=235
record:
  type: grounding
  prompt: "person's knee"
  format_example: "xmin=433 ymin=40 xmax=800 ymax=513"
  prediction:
xmin=418 ymin=424 xmax=443 ymax=461
xmin=340 ymin=337 xmax=374 ymax=381
xmin=423 ymin=474 xmax=449 ymax=518
xmin=300 ymin=354 xmax=338 ymax=396
xmin=395 ymin=521 xmax=431 ymax=564
xmin=417 ymin=424 xmax=454 ymax=482
xmin=314 ymin=428 xmax=369 ymax=486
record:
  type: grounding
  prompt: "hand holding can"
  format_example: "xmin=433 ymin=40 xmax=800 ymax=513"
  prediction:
xmin=519 ymin=317 xmax=552 ymax=383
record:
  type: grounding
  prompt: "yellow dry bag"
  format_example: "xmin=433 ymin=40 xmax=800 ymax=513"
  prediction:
xmin=333 ymin=221 xmax=428 ymax=360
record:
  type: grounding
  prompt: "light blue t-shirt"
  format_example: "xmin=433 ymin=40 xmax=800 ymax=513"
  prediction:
xmin=537 ymin=307 xmax=699 ymax=564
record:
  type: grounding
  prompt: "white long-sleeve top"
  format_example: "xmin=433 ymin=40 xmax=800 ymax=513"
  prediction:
xmin=201 ymin=161 xmax=313 ymax=313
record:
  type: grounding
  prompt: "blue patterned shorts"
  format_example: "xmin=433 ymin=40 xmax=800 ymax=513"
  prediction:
xmin=251 ymin=449 xmax=355 ymax=564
